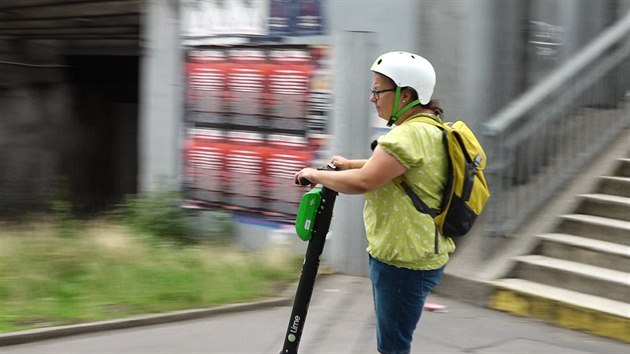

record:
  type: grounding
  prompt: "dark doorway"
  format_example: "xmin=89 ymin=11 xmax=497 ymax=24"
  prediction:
xmin=65 ymin=55 xmax=139 ymax=214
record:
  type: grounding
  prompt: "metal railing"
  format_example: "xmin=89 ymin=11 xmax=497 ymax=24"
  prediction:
xmin=482 ymin=10 xmax=630 ymax=239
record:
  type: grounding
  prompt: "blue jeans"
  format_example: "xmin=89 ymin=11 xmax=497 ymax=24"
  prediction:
xmin=369 ymin=256 xmax=445 ymax=354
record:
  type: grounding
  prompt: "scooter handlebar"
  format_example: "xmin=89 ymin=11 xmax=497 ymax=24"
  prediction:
xmin=297 ymin=163 xmax=337 ymax=186
xmin=298 ymin=177 xmax=313 ymax=186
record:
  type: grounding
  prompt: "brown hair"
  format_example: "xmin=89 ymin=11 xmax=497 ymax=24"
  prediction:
xmin=403 ymin=85 xmax=443 ymax=116
xmin=420 ymin=99 xmax=443 ymax=116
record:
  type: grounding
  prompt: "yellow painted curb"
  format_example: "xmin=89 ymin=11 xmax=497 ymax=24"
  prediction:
xmin=489 ymin=288 xmax=630 ymax=343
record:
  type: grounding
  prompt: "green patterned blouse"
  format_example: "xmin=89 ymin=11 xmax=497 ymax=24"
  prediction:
xmin=363 ymin=115 xmax=456 ymax=270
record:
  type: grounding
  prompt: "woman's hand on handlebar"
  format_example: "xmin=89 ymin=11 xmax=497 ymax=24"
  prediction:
xmin=294 ymin=167 xmax=318 ymax=187
xmin=329 ymin=156 xmax=352 ymax=170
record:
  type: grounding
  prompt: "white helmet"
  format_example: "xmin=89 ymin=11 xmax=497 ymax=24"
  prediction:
xmin=370 ymin=51 xmax=436 ymax=104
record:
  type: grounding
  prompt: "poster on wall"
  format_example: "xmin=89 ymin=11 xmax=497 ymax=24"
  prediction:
xmin=182 ymin=0 xmax=325 ymax=39
xmin=182 ymin=0 xmax=269 ymax=37
xmin=269 ymin=0 xmax=325 ymax=36
xmin=183 ymin=45 xmax=332 ymax=222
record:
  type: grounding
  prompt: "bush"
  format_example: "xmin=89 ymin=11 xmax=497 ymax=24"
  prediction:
xmin=50 ymin=199 xmax=81 ymax=238
xmin=112 ymin=191 xmax=197 ymax=244
xmin=187 ymin=209 xmax=235 ymax=244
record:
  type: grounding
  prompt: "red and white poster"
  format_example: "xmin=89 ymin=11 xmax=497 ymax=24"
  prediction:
xmin=183 ymin=45 xmax=332 ymax=221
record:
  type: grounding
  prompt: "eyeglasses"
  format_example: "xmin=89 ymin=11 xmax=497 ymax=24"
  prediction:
xmin=371 ymin=87 xmax=396 ymax=100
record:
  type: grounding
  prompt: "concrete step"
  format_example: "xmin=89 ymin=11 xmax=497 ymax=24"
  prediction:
xmin=595 ymin=176 xmax=630 ymax=198
xmin=555 ymin=214 xmax=630 ymax=246
xmin=489 ymin=278 xmax=630 ymax=343
xmin=575 ymin=193 xmax=630 ymax=222
xmin=535 ymin=233 xmax=630 ymax=273
xmin=509 ymin=255 xmax=630 ymax=303
xmin=612 ymin=157 xmax=630 ymax=177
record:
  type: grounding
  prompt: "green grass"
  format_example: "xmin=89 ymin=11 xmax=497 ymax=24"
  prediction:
xmin=0 ymin=220 xmax=301 ymax=333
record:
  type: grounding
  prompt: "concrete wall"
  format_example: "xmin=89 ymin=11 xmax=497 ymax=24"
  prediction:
xmin=0 ymin=84 xmax=70 ymax=213
xmin=416 ymin=0 xmax=522 ymax=133
xmin=0 ymin=40 xmax=139 ymax=215
xmin=324 ymin=0 xmax=422 ymax=55
xmin=0 ymin=40 xmax=71 ymax=214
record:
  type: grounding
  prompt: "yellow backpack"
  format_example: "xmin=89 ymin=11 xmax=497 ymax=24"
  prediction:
xmin=401 ymin=114 xmax=490 ymax=240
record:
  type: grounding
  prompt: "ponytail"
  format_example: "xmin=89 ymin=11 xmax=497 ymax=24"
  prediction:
xmin=421 ymin=99 xmax=443 ymax=117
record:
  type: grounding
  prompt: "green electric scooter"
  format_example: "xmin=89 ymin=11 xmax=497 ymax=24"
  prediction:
xmin=279 ymin=163 xmax=338 ymax=354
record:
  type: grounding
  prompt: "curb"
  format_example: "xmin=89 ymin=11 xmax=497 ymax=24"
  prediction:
xmin=489 ymin=287 xmax=630 ymax=343
xmin=0 ymin=297 xmax=292 ymax=347
xmin=435 ymin=272 xmax=493 ymax=308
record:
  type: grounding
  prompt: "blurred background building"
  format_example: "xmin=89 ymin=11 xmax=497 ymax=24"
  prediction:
xmin=1 ymin=0 xmax=629 ymax=342
xmin=0 ymin=0 xmax=628 ymax=241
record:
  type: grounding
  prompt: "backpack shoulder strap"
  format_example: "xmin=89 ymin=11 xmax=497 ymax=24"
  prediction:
xmin=406 ymin=113 xmax=444 ymax=128
xmin=399 ymin=113 xmax=453 ymax=216
xmin=400 ymin=180 xmax=439 ymax=217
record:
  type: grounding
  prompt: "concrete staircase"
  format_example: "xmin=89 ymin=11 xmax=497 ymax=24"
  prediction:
xmin=489 ymin=157 xmax=630 ymax=343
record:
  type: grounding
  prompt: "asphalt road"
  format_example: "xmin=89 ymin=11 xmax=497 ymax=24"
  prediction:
xmin=2 ymin=275 xmax=627 ymax=354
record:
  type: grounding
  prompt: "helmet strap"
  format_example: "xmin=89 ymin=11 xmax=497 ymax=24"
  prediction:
xmin=386 ymin=87 xmax=421 ymax=127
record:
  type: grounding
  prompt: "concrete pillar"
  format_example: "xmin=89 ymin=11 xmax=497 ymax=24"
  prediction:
xmin=139 ymin=0 xmax=184 ymax=192
xmin=461 ymin=0 xmax=496 ymax=133
xmin=324 ymin=31 xmax=376 ymax=277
